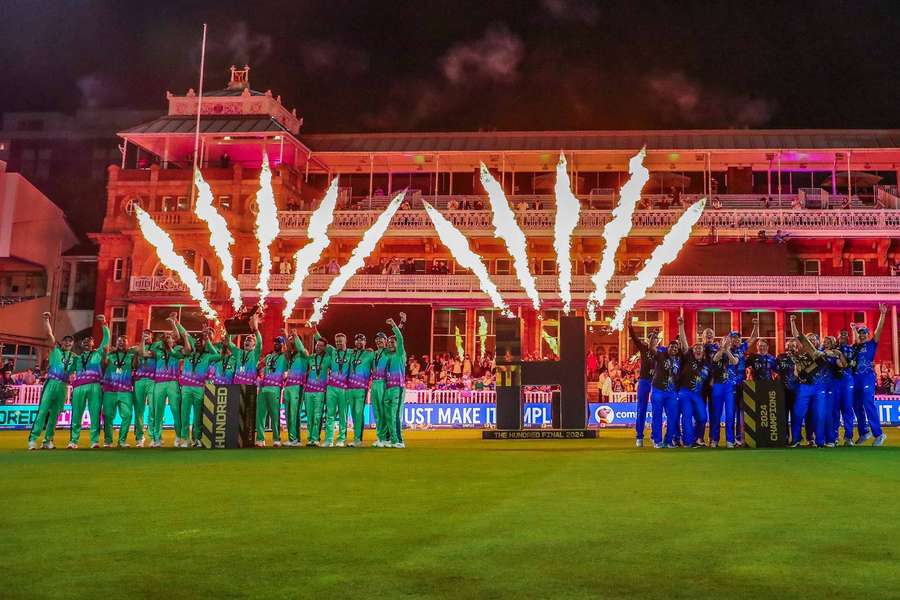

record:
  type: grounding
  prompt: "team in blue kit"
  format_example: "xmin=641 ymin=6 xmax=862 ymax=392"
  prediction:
xmin=631 ymin=306 xmax=890 ymax=449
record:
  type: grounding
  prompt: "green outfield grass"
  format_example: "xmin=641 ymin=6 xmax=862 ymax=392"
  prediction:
xmin=2 ymin=428 xmax=900 ymax=599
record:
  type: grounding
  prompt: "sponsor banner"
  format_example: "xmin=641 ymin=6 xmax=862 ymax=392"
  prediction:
xmin=6 ymin=400 xmax=900 ymax=430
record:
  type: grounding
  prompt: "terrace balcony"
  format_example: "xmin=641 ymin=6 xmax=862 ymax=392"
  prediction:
xmin=129 ymin=275 xmax=217 ymax=293
xmin=233 ymin=273 xmax=900 ymax=306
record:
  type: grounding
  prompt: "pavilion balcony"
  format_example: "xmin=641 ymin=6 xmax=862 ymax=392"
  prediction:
xmin=276 ymin=207 xmax=900 ymax=238
xmin=129 ymin=275 xmax=216 ymax=293
xmin=234 ymin=273 xmax=900 ymax=302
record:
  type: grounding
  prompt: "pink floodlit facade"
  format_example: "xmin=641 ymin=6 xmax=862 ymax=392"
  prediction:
xmin=92 ymin=68 xmax=900 ymax=372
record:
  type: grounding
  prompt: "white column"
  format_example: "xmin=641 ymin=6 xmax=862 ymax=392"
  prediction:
xmin=67 ymin=261 xmax=77 ymax=310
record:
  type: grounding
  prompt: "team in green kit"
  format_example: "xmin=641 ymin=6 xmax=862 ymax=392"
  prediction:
xmin=27 ymin=309 xmax=410 ymax=450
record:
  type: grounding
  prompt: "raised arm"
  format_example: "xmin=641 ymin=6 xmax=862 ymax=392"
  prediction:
xmin=790 ymin=315 xmax=818 ymax=357
xmin=41 ymin=312 xmax=56 ymax=347
xmin=747 ymin=316 xmax=760 ymax=349
xmin=387 ymin=318 xmax=405 ymax=357
xmin=677 ymin=315 xmax=688 ymax=353
xmin=874 ymin=303 xmax=888 ymax=343
xmin=627 ymin=324 xmax=649 ymax=353
xmin=292 ymin=332 xmax=309 ymax=357
xmin=176 ymin=322 xmax=195 ymax=353
xmin=96 ymin=314 xmax=110 ymax=351
xmin=227 ymin=334 xmax=240 ymax=355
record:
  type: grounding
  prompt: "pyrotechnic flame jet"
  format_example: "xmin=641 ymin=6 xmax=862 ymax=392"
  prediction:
xmin=553 ymin=152 xmax=581 ymax=315
xmin=423 ymin=201 xmax=513 ymax=317
xmin=192 ymin=168 xmax=242 ymax=310
xmin=455 ymin=326 xmax=465 ymax=360
xmin=134 ymin=206 xmax=218 ymax=321
xmin=253 ymin=153 xmax=279 ymax=306
xmin=282 ymin=178 xmax=340 ymax=320
xmin=309 ymin=192 xmax=405 ymax=324
xmin=586 ymin=148 xmax=649 ymax=321
xmin=478 ymin=314 xmax=488 ymax=357
xmin=610 ymin=199 xmax=707 ymax=330
xmin=479 ymin=164 xmax=540 ymax=310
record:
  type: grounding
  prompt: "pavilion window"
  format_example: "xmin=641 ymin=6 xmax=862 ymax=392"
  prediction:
xmin=851 ymin=259 xmax=865 ymax=276
xmin=802 ymin=260 xmax=821 ymax=276
xmin=787 ymin=311 xmax=821 ymax=339
xmin=741 ymin=310 xmax=776 ymax=350
xmin=696 ymin=310 xmax=731 ymax=341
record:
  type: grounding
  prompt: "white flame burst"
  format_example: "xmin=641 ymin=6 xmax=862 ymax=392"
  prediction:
xmin=478 ymin=314 xmax=488 ymax=357
xmin=609 ymin=199 xmax=707 ymax=330
xmin=479 ymin=164 xmax=540 ymax=310
xmin=586 ymin=148 xmax=649 ymax=321
xmin=309 ymin=192 xmax=405 ymax=324
xmin=253 ymin=153 xmax=279 ymax=305
xmin=193 ymin=168 xmax=242 ymax=310
xmin=553 ymin=152 xmax=581 ymax=315
xmin=134 ymin=206 xmax=218 ymax=321
xmin=423 ymin=201 xmax=513 ymax=317
xmin=455 ymin=326 xmax=465 ymax=360
xmin=282 ymin=178 xmax=340 ymax=320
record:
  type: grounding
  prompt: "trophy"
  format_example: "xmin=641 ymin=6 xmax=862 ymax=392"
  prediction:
xmin=224 ymin=304 xmax=261 ymax=335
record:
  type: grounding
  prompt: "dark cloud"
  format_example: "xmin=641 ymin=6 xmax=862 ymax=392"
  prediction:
xmin=299 ymin=40 xmax=369 ymax=74
xmin=441 ymin=25 xmax=525 ymax=85
xmin=540 ymin=0 xmax=599 ymax=25
xmin=76 ymin=72 xmax=124 ymax=109
xmin=645 ymin=71 xmax=775 ymax=128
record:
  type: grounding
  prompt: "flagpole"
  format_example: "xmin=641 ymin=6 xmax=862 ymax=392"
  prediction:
xmin=190 ymin=23 xmax=208 ymax=206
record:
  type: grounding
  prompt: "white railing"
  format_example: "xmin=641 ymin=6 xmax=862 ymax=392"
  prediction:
xmin=236 ymin=273 xmax=900 ymax=295
xmin=277 ymin=207 xmax=900 ymax=235
xmin=145 ymin=211 xmax=201 ymax=226
xmin=609 ymin=391 xmax=638 ymax=403
xmin=129 ymin=275 xmax=216 ymax=293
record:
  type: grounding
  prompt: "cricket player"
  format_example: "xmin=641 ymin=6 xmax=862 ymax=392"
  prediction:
xmin=178 ymin=324 xmax=221 ymax=448
xmin=709 ymin=336 xmax=740 ymax=448
xmin=321 ymin=331 xmax=352 ymax=447
xmin=283 ymin=326 xmax=309 ymax=447
xmin=632 ymin=328 xmax=659 ymax=448
xmin=100 ymin=334 xmax=139 ymax=447
xmin=132 ymin=329 xmax=160 ymax=448
xmin=211 ymin=336 xmax=236 ymax=385
xmin=383 ymin=318 xmax=407 ymax=448
xmin=68 ymin=314 xmax=110 ymax=449
xmin=370 ymin=332 xmax=391 ymax=447
xmin=789 ymin=315 xmax=830 ymax=448
xmin=228 ymin=312 xmax=262 ymax=447
xmin=347 ymin=333 xmax=376 ymax=447
xmin=27 ymin=312 xmax=76 ymax=450
xmin=776 ymin=339 xmax=800 ymax=437
xmin=676 ymin=316 xmax=710 ymax=447
xmin=850 ymin=304 xmax=888 ymax=446
xmin=820 ymin=336 xmax=848 ymax=447
xmin=257 ymin=336 xmax=288 ymax=447
xmin=834 ymin=329 xmax=857 ymax=445
xmin=303 ymin=336 xmax=331 ymax=446
xmin=146 ymin=314 xmax=189 ymax=448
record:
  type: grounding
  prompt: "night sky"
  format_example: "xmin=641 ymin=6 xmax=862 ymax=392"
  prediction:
xmin=2 ymin=0 xmax=900 ymax=132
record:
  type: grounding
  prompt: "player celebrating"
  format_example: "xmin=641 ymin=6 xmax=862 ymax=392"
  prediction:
xmin=709 ymin=335 xmax=740 ymax=448
xmin=851 ymin=304 xmax=888 ymax=446
xmin=257 ymin=336 xmax=288 ymax=447
xmin=321 ymin=332 xmax=351 ymax=447
xmin=370 ymin=332 xmax=391 ymax=447
xmin=283 ymin=326 xmax=309 ymax=447
xmin=68 ymin=315 xmax=110 ymax=449
xmin=677 ymin=316 xmax=710 ymax=448
xmin=632 ymin=328 xmax=659 ymax=448
xmin=146 ymin=314 xmax=189 ymax=448
xmin=132 ymin=329 xmax=160 ymax=448
xmin=833 ymin=329 xmax=857 ymax=445
xmin=820 ymin=336 xmax=848 ymax=447
xmin=383 ymin=317 xmax=407 ymax=448
xmin=303 ymin=335 xmax=331 ymax=446
xmin=27 ymin=312 xmax=76 ymax=450
xmin=347 ymin=333 xmax=376 ymax=447
xmin=178 ymin=324 xmax=220 ymax=448
xmin=789 ymin=315 xmax=830 ymax=448
xmin=100 ymin=334 xmax=139 ymax=447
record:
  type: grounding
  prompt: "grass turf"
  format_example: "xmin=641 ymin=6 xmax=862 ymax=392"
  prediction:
xmin=2 ymin=428 xmax=900 ymax=599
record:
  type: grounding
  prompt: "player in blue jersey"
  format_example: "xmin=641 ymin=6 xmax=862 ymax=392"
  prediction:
xmin=833 ymin=330 xmax=857 ymax=445
xmin=850 ymin=304 xmax=888 ymax=446
xmin=676 ymin=316 xmax=711 ymax=448
xmin=630 ymin=324 xmax=680 ymax=448
xmin=630 ymin=328 xmax=659 ymax=448
xmin=789 ymin=315 xmax=831 ymax=448
xmin=709 ymin=335 xmax=740 ymax=448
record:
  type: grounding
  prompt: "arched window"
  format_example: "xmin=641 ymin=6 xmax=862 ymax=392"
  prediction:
xmin=123 ymin=197 xmax=143 ymax=215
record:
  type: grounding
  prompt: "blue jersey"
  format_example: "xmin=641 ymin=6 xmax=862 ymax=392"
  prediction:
xmin=795 ymin=353 xmax=827 ymax=386
xmin=650 ymin=349 xmax=680 ymax=392
xmin=852 ymin=340 xmax=877 ymax=378
xmin=679 ymin=352 xmax=710 ymax=393
xmin=776 ymin=352 xmax=799 ymax=390
xmin=747 ymin=353 xmax=777 ymax=381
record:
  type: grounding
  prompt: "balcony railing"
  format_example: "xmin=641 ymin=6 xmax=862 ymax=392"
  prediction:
xmin=129 ymin=275 xmax=216 ymax=293
xmin=235 ymin=274 xmax=900 ymax=296
xmin=275 ymin=207 xmax=900 ymax=237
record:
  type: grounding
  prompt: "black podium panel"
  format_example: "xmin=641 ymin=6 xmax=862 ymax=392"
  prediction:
xmin=491 ymin=315 xmax=587 ymax=437
xmin=741 ymin=380 xmax=788 ymax=448
xmin=200 ymin=384 xmax=242 ymax=449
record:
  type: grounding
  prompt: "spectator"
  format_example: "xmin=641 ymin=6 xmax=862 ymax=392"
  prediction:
xmin=326 ymin=258 xmax=340 ymax=274
xmin=462 ymin=354 xmax=473 ymax=377
xmin=712 ymin=196 xmax=722 ymax=209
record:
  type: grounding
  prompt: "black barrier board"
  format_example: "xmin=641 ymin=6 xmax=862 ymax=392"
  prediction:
xmin=200 ymin=384 xmax=242 ymax=449
xmin=482 ymin=429 xmax=598 ymax=440
xmin=742 ymin=379 xmax=788 ymax=448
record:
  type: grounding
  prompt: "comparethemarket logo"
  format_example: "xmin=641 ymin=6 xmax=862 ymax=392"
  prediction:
xmin=593 ymin=405 xmax=615 ymax=425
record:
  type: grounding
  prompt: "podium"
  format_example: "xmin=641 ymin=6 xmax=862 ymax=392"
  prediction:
xmin=741 ymin=380 xmax=788 ymax=448
xmin=199 ymin=384 xmax=247 ymax=449
xmin=484 ymin=315 xmax=595 ymax=440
